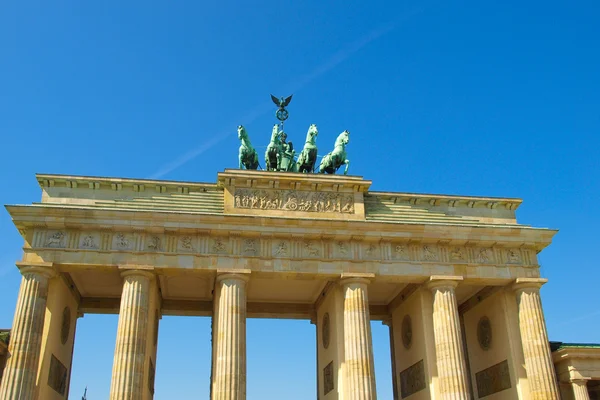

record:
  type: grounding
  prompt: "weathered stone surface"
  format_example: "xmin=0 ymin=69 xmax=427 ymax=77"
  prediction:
xmin=0 ymin=265 xmax=54 ymax=400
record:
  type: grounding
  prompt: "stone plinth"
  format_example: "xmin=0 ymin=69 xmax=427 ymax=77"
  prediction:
xmin=341 ymin=275 xmax=377 ymax=400
xmin=513 ymin=278 xmax=559 ymax=400
xmin=109 ymin=269 xmax=154 ymax=400
xmin=211 ymin=272 xmax=250 ymax=400
xmin=427 ymin=276 xmax=470 ymax=400
xmin=0 ymin=265 xmax=55 ymax=400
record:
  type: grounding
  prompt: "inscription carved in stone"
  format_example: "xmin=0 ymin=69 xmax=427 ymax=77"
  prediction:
xmin=234 ymin=188 xmax=354 ymax=214
xmin=400 ymin=359 xmax=426 ymax=398
xmin=477 ymin=316 xmax=492 ymax=350
xmin=475 ymin=360 xmax=511 ymax=398
xmin=48 ymin=354 xmax=68 ymax=395
xmin=61 ymin=307 xmax=71 ymax=345
xmin=323 ymin=361 xmax=334 ymax=395
xmin=322 ymin=313 xmax=330 ymax=349
xmin=401 ymin=315 xmax=412 ymax=349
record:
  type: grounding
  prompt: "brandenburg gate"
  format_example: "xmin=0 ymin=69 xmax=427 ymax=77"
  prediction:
xmin=0 ymin=169 xmax=563 ymax=399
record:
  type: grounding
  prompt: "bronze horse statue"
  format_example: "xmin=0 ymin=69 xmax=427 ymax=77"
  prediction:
xmin=265 ymin=124 xmax=283 ymax=171
xmin=237 ymin=125 xmax=259 ymax=170
xmin=296 ymin=124 xmax=318 ymax=173
xmin=319 ymin=130 xmax=350 ymax=175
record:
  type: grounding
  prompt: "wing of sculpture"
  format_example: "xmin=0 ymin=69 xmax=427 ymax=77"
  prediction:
xmin=270 ymin=94 xmax=281 ymax=107
xmin=282 ymin=94 xmax=293 ymax=107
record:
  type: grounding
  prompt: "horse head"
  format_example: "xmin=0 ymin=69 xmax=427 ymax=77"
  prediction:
xmin=305 ymin=124 xmax=318 ymax=144
xmin=237 ymin=125 xmax=247 ymax=140
xmin=335 ymin=130 xmax=350 ymax=148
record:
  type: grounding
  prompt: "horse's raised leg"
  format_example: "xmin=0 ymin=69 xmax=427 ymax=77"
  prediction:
xmin=343 ymin=159 xmax=350 ymax=175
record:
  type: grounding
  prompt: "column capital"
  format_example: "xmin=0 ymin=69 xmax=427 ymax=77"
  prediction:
xmin=425 ymin=275 xmax=463 ymax=291
xmin=571 ymin=378 xmax=590 ymax=385
xmin=216 ymin=269 xmax=251 ymax=283
xmin=16 ymin=262 xmax=56 ymax=279
xmin=512 ymin=277 xmax=547 ymax=292
xmin=339 ymin=272 xmax=375 ymax=286
xmin=118 ymin=265 xmax=155 ymax=280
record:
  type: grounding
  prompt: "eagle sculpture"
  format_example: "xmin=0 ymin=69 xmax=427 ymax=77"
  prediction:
xmin=270 ymin=94 xmax=293 ymax=110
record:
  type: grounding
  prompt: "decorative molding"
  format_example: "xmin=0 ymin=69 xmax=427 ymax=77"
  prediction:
xmin=234 ymin=188 xmax=354 ymax=214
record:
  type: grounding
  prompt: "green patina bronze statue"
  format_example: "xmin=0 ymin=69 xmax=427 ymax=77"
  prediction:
xmin=265 ymin=124 xmax=283 ymax=171
xmin=279 ymin=132 xmax=298 ymax=172
xmin=237 ymin=125 xmax=259 ymax=170
xmin=296 ymin=124 xmax=318 ymax=173
xmin=319 ymin=130 xmax=350 ymax=175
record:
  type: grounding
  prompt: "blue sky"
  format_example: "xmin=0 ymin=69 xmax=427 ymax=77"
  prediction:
xmin=1 ymin=1 xmax=599 ymax=398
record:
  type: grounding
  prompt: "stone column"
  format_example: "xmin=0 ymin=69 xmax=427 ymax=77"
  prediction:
xmin=0 ymin=264 xmax=55 ymax=400
xmin=383 ymin=319 xmax=399 ymax=400
xmin=340 ymin=275 xmax=377 ymax=400
xmin=211 ymin=272 xmax=249 ymax=400
xmin=572 ymin=379 xmax=591 ymax=400
xmin=512 ymin=278 xmax=560 ymax=400
xmin=426 ymin=276 xmax=470 ymax=400
xmin=109 ymin=269 xmax=154 ymax=400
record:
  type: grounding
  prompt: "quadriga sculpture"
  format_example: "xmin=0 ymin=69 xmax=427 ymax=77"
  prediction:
xmin=319 ymin=130 xmax=350 ymax=175
xmin=296 ymin=124 xmax=318 ymax=173
xmin=237 ymin=125 xmax=259 ymax=170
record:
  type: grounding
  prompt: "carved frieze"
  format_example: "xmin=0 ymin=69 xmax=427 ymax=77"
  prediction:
xmin=273 ymin=240 xmax=289 ymax=257
xmin=179 ymin=236 xmax=194 ymax=251
xmin=450 ymin=247 xmax=466 ymax=262
xmin=506 ymin=249 xmax=521 ymax=264
xmin=243 ymin=239 xmax=258 ymax=255
xmin=147 ymin=236 xmax=161 ymax=251
xmin=477 ymin=248 xmax=493 ymax=263
xmin=234 ymin=188 xmax=354 ymax=214
xmin=475 ymin=360 xmax=511 ymax=398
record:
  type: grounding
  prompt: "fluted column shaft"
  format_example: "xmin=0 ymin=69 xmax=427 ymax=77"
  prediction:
xmin=427 ymin=277 xmax=470 ymax=400
xmin=572 ymin=379 xmax=591 ymax=400
xmin=211 ymin=273 xmax=249 ymax=400
xmin=109 ymin=270 xmax=153 ymax=400
xmin=0 ymin=265 xmax=55 ymax=400
xmin=513 ymin=278 xmax=559 ymax=400
xmin=341 ymin=277 xmax=377 ymax=400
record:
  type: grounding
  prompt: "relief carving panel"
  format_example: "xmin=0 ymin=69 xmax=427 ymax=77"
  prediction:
xmin=48 ymin=354 xmax=68 ymax=395
xmin=475 ymin=359 xmax=511 ymax=398
xmin=400 ymin=359 xmax=426 ymax=398
xmin=323 ymin=361 xmax=334 ymax=395
xmin=234 ymin=188 xmax=354 ymax=214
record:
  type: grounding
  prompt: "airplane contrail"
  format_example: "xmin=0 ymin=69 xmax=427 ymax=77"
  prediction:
xmin=148 ymin=9 xmax=422 ymax=179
